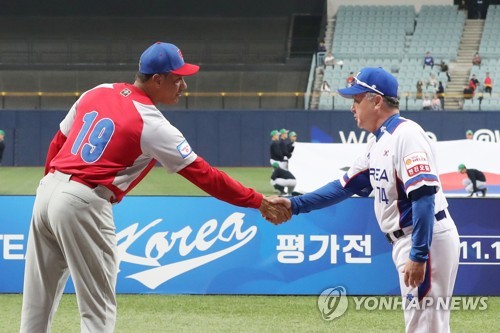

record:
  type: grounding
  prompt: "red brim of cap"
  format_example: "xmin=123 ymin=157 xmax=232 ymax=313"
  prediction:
xmin=171 ymin=63 xmax=200 ymax=76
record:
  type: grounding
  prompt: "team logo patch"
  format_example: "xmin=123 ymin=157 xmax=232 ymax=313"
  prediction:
xmin=177 ymin=140 xmax=193 ymax=159
xmin=120 ymin=88 xmax=132 ymax=97
xmin=404 ymin=152 xmax=431 ymax=177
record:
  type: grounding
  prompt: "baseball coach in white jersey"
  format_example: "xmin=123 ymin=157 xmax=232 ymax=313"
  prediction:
xmin=268 ymin=67 xmax=460 ymax=333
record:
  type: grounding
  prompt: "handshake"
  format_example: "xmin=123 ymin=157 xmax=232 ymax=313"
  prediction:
xmin=258 ymin=196 xmax=293 ymax=225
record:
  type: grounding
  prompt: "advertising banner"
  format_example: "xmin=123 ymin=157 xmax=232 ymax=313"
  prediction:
xmin=0 ymin=196 xmax=498 ymax=295
xmin=290 ymin=140 xmax=500 ymax=195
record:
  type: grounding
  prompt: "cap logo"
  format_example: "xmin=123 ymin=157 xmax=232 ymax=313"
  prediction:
xmin=177 ymin=49 xmax=184 ymax=60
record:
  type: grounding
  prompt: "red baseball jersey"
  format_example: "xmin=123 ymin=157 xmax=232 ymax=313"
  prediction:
xmin=50 ymin=83 xmax=197 ymax=202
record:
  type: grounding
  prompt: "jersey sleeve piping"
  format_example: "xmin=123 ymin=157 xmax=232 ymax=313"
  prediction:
xmin=404 ymin=174 xmax=440 ymax=191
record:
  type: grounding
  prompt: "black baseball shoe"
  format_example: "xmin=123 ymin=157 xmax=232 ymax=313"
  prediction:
xmin=480 ymin=188 xmax=487 ymax=197
xmin=273 ymin=185 xmax=285 ymax=196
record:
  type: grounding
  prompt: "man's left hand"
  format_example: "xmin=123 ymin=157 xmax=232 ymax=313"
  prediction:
xmin=402 ymin=259 xmax=427 ymax=288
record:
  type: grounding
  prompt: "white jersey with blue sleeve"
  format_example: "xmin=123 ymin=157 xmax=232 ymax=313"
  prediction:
xmin=340 ymin=114 xmax=448 ymax=233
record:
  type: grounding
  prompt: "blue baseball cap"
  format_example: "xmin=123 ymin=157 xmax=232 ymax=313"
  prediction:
xmin=338 ymin=67 xmax=398 ymax=98
xmin=139 ymin=42 xmax=199 ymax=76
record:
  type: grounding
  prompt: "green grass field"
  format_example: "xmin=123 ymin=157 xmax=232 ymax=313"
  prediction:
xmin=3 ymin=294 xmax=498 ymax=332
xmin=0 ymin=295 xmax=500 ymax=333
xmin=1 ymin=167 xmax=498 ymax=332
xmin=0 ymin=166 xmax=275 ymax=196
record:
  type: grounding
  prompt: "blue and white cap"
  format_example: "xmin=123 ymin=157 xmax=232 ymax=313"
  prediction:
xmin=338 ymin=67 xmax=398 ymax=98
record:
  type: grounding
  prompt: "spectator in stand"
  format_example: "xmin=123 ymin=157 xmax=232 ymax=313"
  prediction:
xmin=458 ymin=0 xmax=467 ymax=11
xmin=432 ymin=94 xmax=442 ymax=110
xmin=416 ymin=80 xmax=423 ymax=100
xmin=469 ymin=74 xmax=480 ymax=93
xmin=426 ymin=73 xmax=438 ymax=89
xmin=422 ymin=95 xmax=432 ymax=110
xmin=466 ymin=130 xmax=474 ymax=140
xmin=475 ymin=84 xmax=484 ymax=108
xmin=323 ymin=52 xmax=335 ymax=67
xmin=316 ymin=40 xmax=327 ymax=66
xmin=320 ymin=80 xmax=331 ymax=94
xmin=463 ymin=85 xmax=474 ymax=100
xmin=336 ymin=59 xmax=344 ymax=70
xmin=346 ymin=72 xmax=355 ymax=87
xmin=484 ymin=72 xmax=493 ymax=95
xmin=423 ymin=51 xmax=434 ymax=69
xmin=472 ymin=52 xmax=481 ymax=67
xmin=436 ymin=81 xmax=445 ymax=109
xmin=439 ymin=60 xmax=451 ymax=82
xmin=317 ymin=40 xmax=327 ymax=53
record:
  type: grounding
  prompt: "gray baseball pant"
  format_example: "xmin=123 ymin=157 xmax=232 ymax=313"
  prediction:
xmin=20 ymin=171 xmax=118 ymax=333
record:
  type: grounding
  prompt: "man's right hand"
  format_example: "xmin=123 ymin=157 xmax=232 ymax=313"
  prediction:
xmin=259 ymin=196 xmax=292 ymax=225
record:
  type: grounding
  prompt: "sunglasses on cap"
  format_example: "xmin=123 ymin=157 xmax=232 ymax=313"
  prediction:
xmin=354 ymin=77 xmax=385 ymax=95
